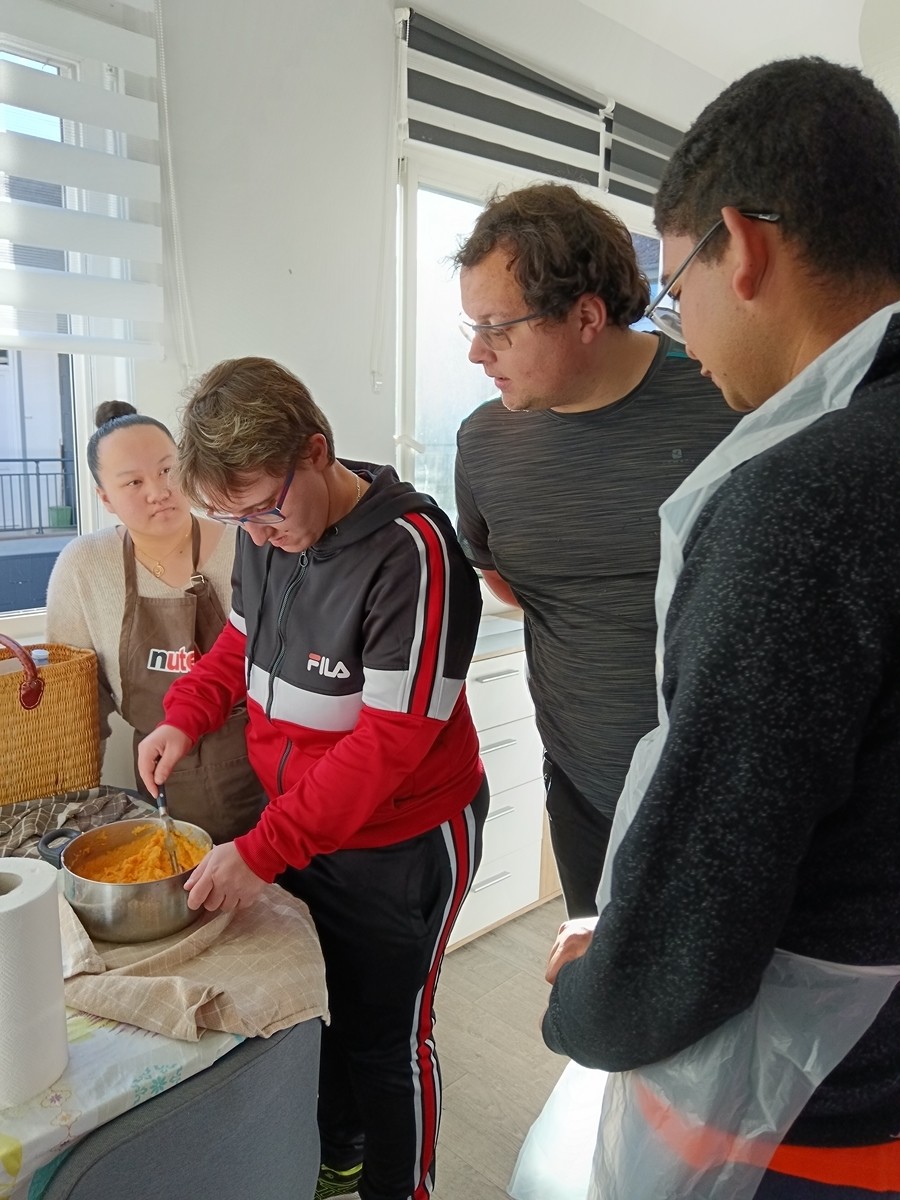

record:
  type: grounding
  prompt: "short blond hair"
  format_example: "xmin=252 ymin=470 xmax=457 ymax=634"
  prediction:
xmin=176 ymin=357 xmax=334 ymax=507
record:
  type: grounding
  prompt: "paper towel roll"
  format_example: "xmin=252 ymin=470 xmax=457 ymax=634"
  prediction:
xmin=0 ymin=859 xmax=69 ymax=1108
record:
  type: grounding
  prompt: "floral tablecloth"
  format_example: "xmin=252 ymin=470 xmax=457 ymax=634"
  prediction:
xmin=1 ymin=787 xmax=243 ymax=1200
xmin=0 ymin=1008 xmax=241 ymax=1200
xmin=0 ymin=788 xmax=326 ymax=1200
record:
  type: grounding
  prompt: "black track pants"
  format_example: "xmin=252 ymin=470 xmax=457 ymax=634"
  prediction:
xmin=281 ymin=777 xmax=489 ymax=1200
xmin=543 ymin=752 xmax=614 ymax=919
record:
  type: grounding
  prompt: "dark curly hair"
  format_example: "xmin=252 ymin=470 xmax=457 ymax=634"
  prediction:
xmin=655 ymin=57 xmax=900 ymax=287
xmin=453 ymin=182 xmax=649 ymax=327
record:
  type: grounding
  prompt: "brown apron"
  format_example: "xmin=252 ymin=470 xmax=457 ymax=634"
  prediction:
xmin=119 ymin=517 xmax=266 ymax=843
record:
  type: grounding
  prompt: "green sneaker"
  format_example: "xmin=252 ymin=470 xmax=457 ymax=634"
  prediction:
xmin=314 ymin=1162 xmax=363 ymax=1199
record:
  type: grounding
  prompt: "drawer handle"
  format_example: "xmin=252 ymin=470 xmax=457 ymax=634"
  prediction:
xmin=481 ymin=737 xmax=517 ymax=755
xmin=473 ymin=669 xmax=519 ymax=684
xmin=485 ymin=804 xmax=515 ymax=823
xmin=472 ymin=869 xmax=512 ymax=894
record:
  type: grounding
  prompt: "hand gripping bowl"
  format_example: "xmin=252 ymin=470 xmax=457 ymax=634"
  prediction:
xmin=37 ymin=818 xmax=212 ymax=943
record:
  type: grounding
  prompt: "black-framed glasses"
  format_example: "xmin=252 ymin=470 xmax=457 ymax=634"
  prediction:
xmin=459 ymin=306 xmax=558 ymax=351
xmin=644 ymin=211 xmax=781 ymax=344
xmin=208 ymin=465 xmax=295 ymax=526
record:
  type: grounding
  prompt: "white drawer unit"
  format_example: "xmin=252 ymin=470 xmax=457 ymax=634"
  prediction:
xmin=465 ymin=652 xmax=533 ymax=730
xmin=451 ymin=647 xmax=547 ymax=948
xmin=450 ymin=839 xmax=542 ymax=947
xmin=479 ymin=715 xmax=542 ymax=795
xmin=480 ymin=778 xmax=544 ymax=863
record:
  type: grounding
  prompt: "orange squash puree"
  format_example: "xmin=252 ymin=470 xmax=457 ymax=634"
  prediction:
xmin=73 ymin=825 xmax=207 ymax=883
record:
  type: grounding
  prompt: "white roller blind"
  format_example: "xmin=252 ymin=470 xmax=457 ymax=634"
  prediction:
xmin=607 ymin=103 xmax=683 ymax=209
xmin=397 ymin=9 xmax=611 ymax=189
xmin=396 ymin=10 xmax=684 ymax=210
xmin=0 ymin=0 xmax=163 ymax=360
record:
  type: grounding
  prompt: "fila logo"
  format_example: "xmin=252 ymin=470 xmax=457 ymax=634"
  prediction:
xmin=147 ymin=645 xmax=196 ymax=673
xmin=307 ymin=652 xmax=350 ymax=679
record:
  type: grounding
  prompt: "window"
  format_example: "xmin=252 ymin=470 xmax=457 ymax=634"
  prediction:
xmin=395 ymin=9 xmax=612 ymax=521
xmin=394 ymin=12 xmax=672 ymax=521
xmin=397 ymin=150 xmax=662 ymax=521
xmin=405 ymin=186 xmax=495 ymax=520
xmin=631 ymin=230 xmax=663 ymax=331
xmin=0 ymin=0 xmax=162 ymax=627
xmin=1 ymin=50 xmax=81 ymax=619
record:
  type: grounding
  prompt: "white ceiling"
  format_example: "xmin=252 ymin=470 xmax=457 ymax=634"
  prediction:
xmin=574 ymin=0 xmax=866 ymax=83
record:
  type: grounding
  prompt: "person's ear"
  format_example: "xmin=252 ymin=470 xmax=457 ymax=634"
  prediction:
xmin=306 ymin=433 xmax=330 ymax=471
xmin=96 ymin=486 xmax=115 ymax=515
xmin=575 ymin=293 xmax=608 ymax=343
xmin=721 ymin=207 xmax=772 ymax=303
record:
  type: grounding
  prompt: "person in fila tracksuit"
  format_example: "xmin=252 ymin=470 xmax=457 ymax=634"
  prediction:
xmin=137 ymin=357 xmax=488 ymax=1200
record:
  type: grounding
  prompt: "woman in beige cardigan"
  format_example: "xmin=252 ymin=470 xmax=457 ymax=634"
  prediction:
xmin=46 ymin=401 xmax=264 ymax=841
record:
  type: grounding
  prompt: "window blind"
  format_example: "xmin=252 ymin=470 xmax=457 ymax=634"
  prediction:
xmin=397 ymin=9 xmax=611 ymax=188
xmin=607 ymin=102 xmax=683 ymax=208
xmin=0 ymin=0 xmax=163 ymax=359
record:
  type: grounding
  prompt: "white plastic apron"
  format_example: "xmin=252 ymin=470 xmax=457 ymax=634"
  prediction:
xmin=510 ymin=302 xmax=900 ymax=1200
xmin=590 ymin=301 xmax=900 ymax=1200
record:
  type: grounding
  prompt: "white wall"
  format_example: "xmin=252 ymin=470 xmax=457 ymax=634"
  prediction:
xmin=135 ymin=0 xmax=399 ymax=462
xmin=134 ymin=0 xmax=727 ymax=456
xmin=28 ymin=0 xmax=727 ymax=776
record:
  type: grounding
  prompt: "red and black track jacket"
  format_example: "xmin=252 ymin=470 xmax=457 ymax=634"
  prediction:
xmin=162 ymin=461 xmax=484 ymax=880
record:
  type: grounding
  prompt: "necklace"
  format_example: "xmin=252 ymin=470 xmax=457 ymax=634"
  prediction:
xmin=132 ymin=524 xmax=192 ymax=578
xmin=332 ymin=474 xmax=362 ymax=535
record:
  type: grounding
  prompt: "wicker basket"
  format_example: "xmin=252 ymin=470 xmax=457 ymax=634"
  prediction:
xmin=0 ymin=635 xmax=101 ymax=806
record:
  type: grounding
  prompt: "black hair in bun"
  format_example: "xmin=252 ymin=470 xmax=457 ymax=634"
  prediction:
xmin=94 ymin=400 xmax=137 ymax=429
xmin=86 ymin=403 xmax=174 ymax=485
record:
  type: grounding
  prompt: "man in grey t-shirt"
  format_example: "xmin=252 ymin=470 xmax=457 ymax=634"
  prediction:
xmin=454 ymin=183 xmax=739 ymax=916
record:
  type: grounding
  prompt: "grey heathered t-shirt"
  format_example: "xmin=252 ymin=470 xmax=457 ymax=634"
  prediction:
xmin=455 ymin=334 xmax=741 ymax=816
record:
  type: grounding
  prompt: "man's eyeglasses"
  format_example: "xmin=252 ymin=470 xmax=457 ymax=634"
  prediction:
xmin=644 ymin=211 xmax=781 ymax=345
xmin=208 ymin=466 xmax=295 ymax=526
xmin=459 ymin=306 xmax=558 ymax=351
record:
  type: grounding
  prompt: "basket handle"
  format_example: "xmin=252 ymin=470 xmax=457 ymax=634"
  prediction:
xmin=0 ymin=633 xmax=44 ymax=711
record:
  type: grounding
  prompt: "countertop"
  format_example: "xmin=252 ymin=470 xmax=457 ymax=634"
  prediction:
xmin=473 ymin=610 xmax=525 ymax=660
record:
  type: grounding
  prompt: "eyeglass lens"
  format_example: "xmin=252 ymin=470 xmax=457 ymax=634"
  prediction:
xmin=647 ymin=306 xmax=686 ymax=344
xmin=212 ymin=509 xmax=287 ymax=526
xmin=459 ymin=323 xmax=510 ymax=351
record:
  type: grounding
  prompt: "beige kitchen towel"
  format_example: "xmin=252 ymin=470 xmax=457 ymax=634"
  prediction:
xmin=60 ymin=885 xmax=329 ymax=1041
